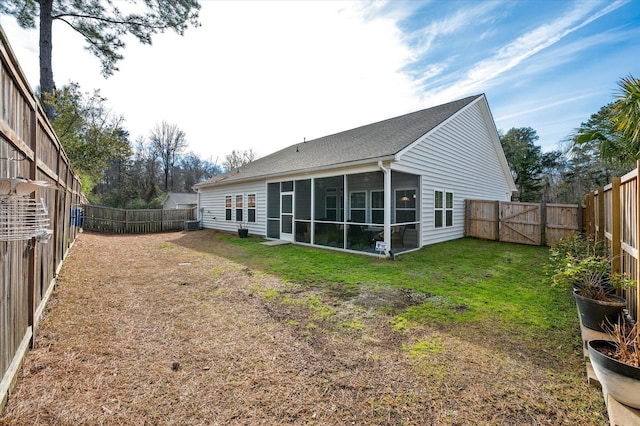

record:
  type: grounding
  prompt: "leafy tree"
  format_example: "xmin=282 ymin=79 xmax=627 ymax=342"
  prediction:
xmin=132 ymin=136 xmax=161 ymax=202
xmin=571 ymin=75 xmax=640 ymax=165
xmin=564 ymin=103 xmax=634 ymax=203
xmin=570 ymin=103 xmax=630 ymax=166
xmin=46 ymin=82 xmax=130 ymax=196
xmin=96 ymin=144 xmax=220 ymax=208
xmin=610 ymin=74 xmax=640 ymax=157
xmin=176 ymin=152 xmax=221 ymax=192
xmin=150 ymin=121 xmax=187 ymax=191
xmin=222 ymin=149 xmax=257 ymax=172
xmin=0 ymin=0 xmax=200 ymax=118
xmin=539 ymin=150 xmax=565 ymax=203
xmin=500 ymin=127 xmax=543 ymax=202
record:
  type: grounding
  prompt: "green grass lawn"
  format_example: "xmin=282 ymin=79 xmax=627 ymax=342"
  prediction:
xmin=171 ymin=231 xmax=606 ymax=424
xmin=213 ymin=234 xmax=579 ymax=360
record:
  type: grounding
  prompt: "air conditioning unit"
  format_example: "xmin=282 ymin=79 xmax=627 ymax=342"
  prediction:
xmin=184 ymin=220 xmax=200 ymax=231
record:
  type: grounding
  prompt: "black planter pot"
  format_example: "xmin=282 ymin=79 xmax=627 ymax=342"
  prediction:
xmin=573 ymin=289 xmax=626 ymax=332
xmin=588 ymin=339 xmax=640 ymax=409
xmin=238 ymin=229 xmax=249 ymax=238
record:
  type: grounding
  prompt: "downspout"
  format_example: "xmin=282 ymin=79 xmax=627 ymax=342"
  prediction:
xmin=378 ymin=160 xmax=392 ymax=258
xmin=196 ymin=189 xmax=203 ymax=229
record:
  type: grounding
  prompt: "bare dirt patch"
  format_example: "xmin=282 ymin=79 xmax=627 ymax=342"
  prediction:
xmin=1 ymin=231 xmax=605 ymax=425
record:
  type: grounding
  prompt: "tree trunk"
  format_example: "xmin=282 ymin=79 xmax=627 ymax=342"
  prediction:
xmin=39 ymin=0 xmax=55 ymax=119
xmin=164 ymin=165 xmax=169 ymax=192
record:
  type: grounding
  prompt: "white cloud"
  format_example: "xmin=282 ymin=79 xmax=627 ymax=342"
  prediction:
xmin=2 ymin=1 xmax=424 ymax=162
xmin=412 ymin=2 xmax=501 ymax=54
xmin=422 ymin=0 xmax=629 ymax=105
xmin=1 ymin=0 xmax=636 ymax=162
xmin=497 ymin=92 xmax=602 ymax=121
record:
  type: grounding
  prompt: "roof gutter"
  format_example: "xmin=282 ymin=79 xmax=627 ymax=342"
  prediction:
xmin=195 ymin=155 xmax=396 ymax=189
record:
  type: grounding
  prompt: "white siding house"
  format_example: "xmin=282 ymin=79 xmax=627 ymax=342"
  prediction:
xmin=198 ymin=180 xmax=267 ymax=235
xmin=163 ymin=192 xmax=198 ymax=210
xmin=195 ymin=94 xmax=516 ymax=257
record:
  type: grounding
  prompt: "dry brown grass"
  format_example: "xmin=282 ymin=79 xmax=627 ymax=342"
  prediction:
xmin=0 ymin=231 xmax=606 ymax=425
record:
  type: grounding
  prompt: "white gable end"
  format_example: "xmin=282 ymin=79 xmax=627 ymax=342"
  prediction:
xmin=198 ymin=180 xmax=267 ymax=235
xmin=394 ymin=99 xmax=514 ymax=245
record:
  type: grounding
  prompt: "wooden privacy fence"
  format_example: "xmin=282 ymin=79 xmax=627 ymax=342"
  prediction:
xmin=83 ymin=205 xmax=197 ymax=233
xmin=584 ymin=162 xmax=640 ymax=322
xmin=0 ymin=27 xmax=83 ymax=412
xmin=464 ymin=200 xmax=583 ymax=246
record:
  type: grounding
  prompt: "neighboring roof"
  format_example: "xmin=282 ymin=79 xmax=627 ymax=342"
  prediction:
xmin=165 ymin=192 xmax=197 ymax=204
xmin=196 ymin=95 xmax=482 ymax=188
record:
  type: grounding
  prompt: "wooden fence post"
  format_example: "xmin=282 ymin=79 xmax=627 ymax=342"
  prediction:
xmin=636 ymin=161 xmax=640 ymax=322
xmin=53 ymin=147 xmax=60 ymax=274
xmin=464 ymin=199 xmax=469 ymax=237
xmin=494 ymin=201 xmax=500 ymax=242
xmin=27 ymin=94 xmax=38 ymax=348
xmin=611 ymin=177 xmax=621 ymax=275
xmin=585 ymin=192 xmax=595 ymax=236
xmin=597 ymin=187 xmax=605 ymax=242
xmin=577 ymin=204 xmax=584 ymax=234
xmin=540 ymin=202 xmax=547 ymax=246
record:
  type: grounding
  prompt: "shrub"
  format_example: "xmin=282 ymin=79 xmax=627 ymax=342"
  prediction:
xmin=546 ymin=233 xmax=634 ymax=301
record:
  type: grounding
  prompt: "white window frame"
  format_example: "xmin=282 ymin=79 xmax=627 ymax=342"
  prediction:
xmin=370 ymin=190 xmax=384 ymax=225
xmin=235 ymin=194 xmax=244 ymax=222
xmin=434 ymin=190 xmax=454 ymax=228
xmin=349 ymin=190 xmax=367 ymax=223
xmin=225 ymin=195 xmax=232 ymax=221
xmin=394 ymin=188 xmax=417 ymax=224
xmin=247 ymin=193 xmax=256 ymax=223
xmin=324 ymin=188 xmax=343 ymax=222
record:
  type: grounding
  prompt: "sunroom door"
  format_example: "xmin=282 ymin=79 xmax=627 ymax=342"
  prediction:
xmin=280 ymin=191 xmax=294 ymax=241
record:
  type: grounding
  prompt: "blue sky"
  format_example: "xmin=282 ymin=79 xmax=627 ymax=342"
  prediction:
xmin=1 ymin=0 xmax=639 ymax=162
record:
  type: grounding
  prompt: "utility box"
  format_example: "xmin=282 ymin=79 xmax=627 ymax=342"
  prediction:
xmin=184 ymin=220 xmax=200 ymax=231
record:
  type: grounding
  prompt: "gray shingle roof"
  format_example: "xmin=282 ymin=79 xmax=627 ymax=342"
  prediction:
xmin=197 ymin=95 xmax=481 ymax=187
xmin=166 ymin=192 xmax=197 ymax=204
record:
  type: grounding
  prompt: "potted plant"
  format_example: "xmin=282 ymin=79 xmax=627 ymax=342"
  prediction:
xmin=588 ymin=319 xmax=640 ymax=409
xmin=548 ymin=234 xmax=631 ymax=332
xmin=237 ymin=222 xmax=249 ymax=238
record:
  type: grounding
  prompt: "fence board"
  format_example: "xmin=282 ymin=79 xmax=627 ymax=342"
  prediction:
xmin=465 ymin=200 xmax=582 ymax=247
xmin=583 ymin=163 xmax=640 ymax=322
xmin=500 ymin=202 xmax=541 ymax=245
xmin=83 ymin=205 xmax=196 ymax=234
xmin=465 ymin=199 xmax=498 ymax=241
xmin=1 ymin=27 xmax=82 ymax=413
xmin=545 ymin=204 xmax=581 ymax=246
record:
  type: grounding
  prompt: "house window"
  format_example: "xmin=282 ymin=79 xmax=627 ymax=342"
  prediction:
xmin=247 ymin=194 xmax=256 ymax=222
xmin=325 ymin=188 xmax=343 ymax=221
xmin=371 ymin=191 xmax=384 ymax=224
xmin=225 ymin=195 xmax=232 ymax=221
xmin=349 ymin=191 xmax=366 ymax=223
xmin=435 ymin=190 xmax=453 ymax=228
xmin=235 ymin=195 xmax=243 ymax=222
xmin=395 ymin=189 xmax=416 ymax=223
xmin=326 ymin=195 xmax=337 ymax=221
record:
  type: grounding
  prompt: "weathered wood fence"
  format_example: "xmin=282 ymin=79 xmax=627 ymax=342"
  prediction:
xmin=464 ymin=200 xmax=583 ymax=246
xmin=83 ymin=205 xmax=197 ymax=233
xmin=1 ymin=27 xmax=83 ymax=412
xmin=584 ymin=162 xmax=640 ymax=322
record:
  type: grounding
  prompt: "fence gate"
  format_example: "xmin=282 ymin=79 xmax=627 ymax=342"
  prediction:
xmin=499 ymin=202 xmax=542 ymax=245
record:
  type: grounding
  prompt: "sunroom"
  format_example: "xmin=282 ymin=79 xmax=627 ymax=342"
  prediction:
xmin=266 ymin=170 xmax=421 ymax=255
